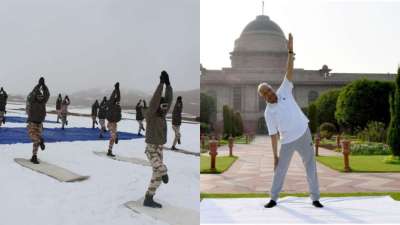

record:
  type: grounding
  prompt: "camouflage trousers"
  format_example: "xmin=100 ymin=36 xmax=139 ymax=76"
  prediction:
xmin=172 ymin=125 xmax=181 ymax=146
xmin=91 ymin=116 xmax=97 ymax=128
xmin=0 ymin=111 xmax=4 ymax=127
xmin=137 ymin=120 xmax=145 ymax=133
xmin=56 ymin=109 xmax=61 ymax=122
xmin=145 ymin=144 xmax=168 ymax=196
xmin=27 ymin=122 xmax=43 ymax=155
xmin=61 ymin=113 xmax=68 ymax=128
xmin=107 ymin=122 xmax=117 ymax=150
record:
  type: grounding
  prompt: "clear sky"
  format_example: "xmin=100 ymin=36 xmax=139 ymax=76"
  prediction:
xmin=201 ymin=0 xmax=400 ymax=74
xmin=0 ymin=0 xmax=199 ymax=95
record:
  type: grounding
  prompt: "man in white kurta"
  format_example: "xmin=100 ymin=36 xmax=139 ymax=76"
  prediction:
xmin=258 ymin=33 xmax=323 ymax=208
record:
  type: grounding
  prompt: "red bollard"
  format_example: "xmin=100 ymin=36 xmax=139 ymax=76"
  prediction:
xmin=341 ymin=140 xmax=351 ymax=172
xmin=200 ymin=134 xmax=205 ymax=150
xmin=228 ymin=135 xmax=234 ymax=157
xmin=315 ymin=134 xmax=320 ymax=156
xmin=209 ymin=139 xmax=218 ymax=172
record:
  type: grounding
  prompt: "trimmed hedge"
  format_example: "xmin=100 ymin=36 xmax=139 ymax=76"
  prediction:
xmin=335 ymin=79 xmax=394 ymax=132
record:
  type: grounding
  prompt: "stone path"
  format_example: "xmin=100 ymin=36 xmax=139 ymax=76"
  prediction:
xmin=201 ymin=135 xmax=400 ymax=193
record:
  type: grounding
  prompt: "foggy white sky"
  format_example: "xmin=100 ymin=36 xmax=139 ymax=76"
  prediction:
xmin=0 ymin=0 xmax=199 ymax=95
xmin=201 ymin=0 xmax=400 ymax=73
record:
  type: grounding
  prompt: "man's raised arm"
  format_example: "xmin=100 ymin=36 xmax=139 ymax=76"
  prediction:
xmin=285 ymin=33 xmax=294 ymax=81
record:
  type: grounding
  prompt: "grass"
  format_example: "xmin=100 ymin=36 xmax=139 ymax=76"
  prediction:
xmin=317 ymin=155 xmax=400 ymax=172
xmin=200 ymin=155 xmax=238 ymax=174
xmin=201 ymin=135 xmax=252 ymax=150
xmin=200 ymin=192 xmax=400 ymax=201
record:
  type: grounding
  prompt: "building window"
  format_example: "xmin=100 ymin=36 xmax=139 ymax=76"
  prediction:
xmin=308 ymin=91 xmax=319 ymax=104
xmin=233 ymin=87 xmax=242 ymax=111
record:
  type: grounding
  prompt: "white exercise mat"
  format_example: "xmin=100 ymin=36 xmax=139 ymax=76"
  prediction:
xmin=201 ymin=196 xmax=400 ymax=224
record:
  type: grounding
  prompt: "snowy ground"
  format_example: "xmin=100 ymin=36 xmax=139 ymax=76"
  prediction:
xmin=201 ymin=196 xmax=400 ymax=224
xmin=0 ymin=103 xmax=200 ymax=225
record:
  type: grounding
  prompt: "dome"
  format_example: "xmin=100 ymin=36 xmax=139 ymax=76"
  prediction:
xmin=233 ymin=15 xmax=287 ymax=53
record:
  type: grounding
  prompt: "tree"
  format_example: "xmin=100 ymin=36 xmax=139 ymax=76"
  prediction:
xmin=308 ymin=103 xmax=318 ymax=134
xmin=200 ymin=93 xmax=216 ymax=125
xmin=223 ymin=105 xmax=233 ymax=137
xmin=387 ymin=68 xmax=400 ymax=156
xmin=314 ymin=89 xmax=341 ymax=126
xmin=335 ymin=79 xmax=394 ymax=132
xmin=235 ymin=111 xmax=244 ymax=136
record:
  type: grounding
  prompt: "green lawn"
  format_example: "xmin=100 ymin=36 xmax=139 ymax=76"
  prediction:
xmin=200 ymin=155 xmax=238 ymax=174
xmin=317 ymin=155 xmax=400 ymax=172
xmin=200 ymin=192 xmax=400 ymax=201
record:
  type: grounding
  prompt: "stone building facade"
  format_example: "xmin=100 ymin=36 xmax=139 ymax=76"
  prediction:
xmin=201 ymin=15 xmax=396 ymax=134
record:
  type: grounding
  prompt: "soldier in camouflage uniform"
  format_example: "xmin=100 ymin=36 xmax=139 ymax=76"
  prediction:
xmin=135 ymin=99 xmax=145 ymax=135
xmin=0 ymin=87 xmax=8 ymax=127
xmin=60 ymin=95 xmax=70 ymax=129
xmin=91 ymin=100 xmax=99 ymax=129
xmin=143 ymin=71 xmax=173 ymax=208
xmin=171 ymin=96 xmax=183 ymax=150
xmin=27 ymin=77 xmax=50 ymax=164
xmin=56 ymin=94 xmax=62 ymax=123
xmin=105 ymin=83 xmax=121 ymax=156
xmin=98 ymin=96 xmax=108 ymax=138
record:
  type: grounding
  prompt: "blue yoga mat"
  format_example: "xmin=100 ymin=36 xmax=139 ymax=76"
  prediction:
xmin=0 ymin=127 xmax=142 ymax=145
xmin=4 ymin=116 xmax=57 ymax=124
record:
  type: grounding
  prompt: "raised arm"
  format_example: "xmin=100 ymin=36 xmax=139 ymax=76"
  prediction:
xmin=148 ymin=83 xmax=164 ymax=115
xmin=165 ymin=85 xmax=173 ymax=112
xmin=285 ymin=33 xmax=294 ymax=81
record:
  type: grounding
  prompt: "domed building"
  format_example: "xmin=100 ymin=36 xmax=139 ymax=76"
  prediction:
xmin=201 ymin=14 xmax=396 ymax=134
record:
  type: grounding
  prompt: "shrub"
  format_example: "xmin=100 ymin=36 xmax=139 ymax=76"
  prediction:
xmin=314 ymin=89 xmax=341 ymax=126
xmin=308 ymin=103 xmax=318 ymax=134
xmin=235 ymin=112 xmax=244 ymax=136
xmin=350 ymin=142 xmax=391 ymax=155
xmin=200 ymin=122 xmax=210 ymax=134
xmin=387 ymin=67 xmax=400 ymax=156
xmin=357 ymin=121 xmax=387 ymax=143
xmin=319 ymin=122 xmax=336 ymax=139
xmin=335 ymin=79 xmax=394 ymax=132
xmin=223 ymin=105 xmax=233 ymax=137
xmin=223 ymin=105 xmax=244 ymax=138
xmin=200 ymin=93 xmax=217 ymax=125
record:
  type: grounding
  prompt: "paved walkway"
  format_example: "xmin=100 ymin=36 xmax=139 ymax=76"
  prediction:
xmin=201 ymin=135 xmax=400 ymax=193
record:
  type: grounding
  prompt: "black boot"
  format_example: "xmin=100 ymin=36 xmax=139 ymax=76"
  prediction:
xmin=312 ymin=201 xmax=324 ymax=208
xmin=2 ymin=117 xmax=5 ymax=124
xmin=162 ymin=174 xmax=169 ymax=184
xmin=171 ymin=146 xmax=177 ymax=150
xmin=66 ymin=120 xmax=68 ymax=125
xmin=178 ymin=138 xmax=181 ymax=145
xmin=264 ymin=200 xmax=277 ymax=208
xmin=115 ymin=135 xmax=119 ymax=144
xmin=143 ymin=194 xmax=162 ymax=208
xmin=107 ymin=150 xmax=115 ymax=157
xmin=30 ymin=155 xmax=39 ymax=164
xmin=39 ymin=138 xmax=45 ymax=151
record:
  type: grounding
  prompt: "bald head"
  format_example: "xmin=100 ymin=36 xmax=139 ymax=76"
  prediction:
xmin=258 ymin=82 xmax=277 ymax=103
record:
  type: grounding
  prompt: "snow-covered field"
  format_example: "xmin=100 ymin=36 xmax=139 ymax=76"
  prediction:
xmin=0 ymin=103 xmax=200 ymax=225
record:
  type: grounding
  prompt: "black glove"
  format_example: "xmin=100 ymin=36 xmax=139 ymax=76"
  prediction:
xmin=160 ymin=70 xmax=170 ymax=86
xmin=39 ymin=77 xmax=45 ymax=86
xmin=114 ymin=82 xmax=120 ymax=90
